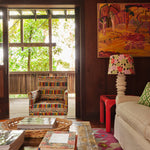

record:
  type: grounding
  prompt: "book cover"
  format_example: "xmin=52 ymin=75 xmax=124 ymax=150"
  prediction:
xmin=17 ymin=117 xmax=56 ymax=129
xmin=0 ymin=130 xmax=24 ymax=150
xmin=38 ymin=131 xmax=77 ymax=150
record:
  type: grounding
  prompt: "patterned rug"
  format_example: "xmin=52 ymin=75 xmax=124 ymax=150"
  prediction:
xmin=93 ymin=128 xmax=123 ymax=150
xmin=0 ymin=122 xmax=122 ymax=149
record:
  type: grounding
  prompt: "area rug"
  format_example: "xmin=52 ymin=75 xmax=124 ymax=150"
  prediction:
xmin=93 ymin=128 xmax=123 ymax=150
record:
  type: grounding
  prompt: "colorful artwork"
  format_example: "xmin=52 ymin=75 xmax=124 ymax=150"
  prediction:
xmin=97 ymin=3 xmax=150 ymax=57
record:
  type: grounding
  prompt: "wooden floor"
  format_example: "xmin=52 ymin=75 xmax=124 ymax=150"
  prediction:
xmin=0 ymin=94 xmax=107 ymax=128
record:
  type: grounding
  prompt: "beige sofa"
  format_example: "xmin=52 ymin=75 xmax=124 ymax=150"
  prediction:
xmin=114 ymin=95 xmax=150 ymax=150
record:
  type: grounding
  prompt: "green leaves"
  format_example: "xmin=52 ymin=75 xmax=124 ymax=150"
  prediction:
xmin=9 ymin=47 xmax=28 ymax=71
xmin=24 ymin=19 xmax=48 ymax=43
xmin=8 ymin=11 xmax=75 ymax=72
xmin=29 ymin=47 xmax=49 ymax=71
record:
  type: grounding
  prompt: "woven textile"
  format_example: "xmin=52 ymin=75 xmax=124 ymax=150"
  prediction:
xmin=29 ymin=107 xmax=67 ymax=115
xmin=93 ymin=128 xmax=122 ymax=150
xmin=31 ymin=103 xmax=64 ymax=108
xmin=28 ymin=76 xmax=68 ymax=116
xmin=138 ymin=82 xmax=150 ymax=107
xmin=38 ymin=76 xmax=67 ymax=100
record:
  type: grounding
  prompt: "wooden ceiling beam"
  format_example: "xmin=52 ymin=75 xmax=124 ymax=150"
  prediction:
xmin=16 ymin=9 xmax=22 ymax=15
xmin=31 ymin=9 xmax=37 ymax=20
xmin=9 ymin=43 xmax=56 ymax=47
xmin=2 ymin=14 xmax=74 ymax=19
xmin=46 ymin=9 xmax=52 ymax=19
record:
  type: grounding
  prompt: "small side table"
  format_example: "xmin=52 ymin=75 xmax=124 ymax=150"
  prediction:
xmin=100 ymin=95 xmax=116 ymax=132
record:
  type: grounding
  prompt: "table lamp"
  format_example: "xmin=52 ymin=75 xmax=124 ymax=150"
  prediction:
xmin=108 ymin=54 xmax=135 ymax=96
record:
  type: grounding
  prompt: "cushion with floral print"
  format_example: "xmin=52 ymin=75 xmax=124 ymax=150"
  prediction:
xmin=138 ymin=82 xmax=150 ymax=107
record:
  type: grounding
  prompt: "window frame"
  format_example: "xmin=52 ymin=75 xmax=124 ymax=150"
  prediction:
xmin=8 ymin=8 xmax=75 ymax=71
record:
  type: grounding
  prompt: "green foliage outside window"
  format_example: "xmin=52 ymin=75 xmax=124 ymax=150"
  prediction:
xmin=7 ymin=10 xmax=75 ymax=72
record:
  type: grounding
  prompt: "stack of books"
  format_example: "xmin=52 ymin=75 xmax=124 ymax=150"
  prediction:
xmin=17 ymin=117 xmax=56 ymax=130
xmin=0 ymin=130 xmax=25 ymax=150
xmin=38 ymin=131 xmax=77 ymax=150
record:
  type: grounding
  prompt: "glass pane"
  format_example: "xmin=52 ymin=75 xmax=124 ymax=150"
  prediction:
xmin=52 ymin=18 xmax=75 ymax=71
xmin=22 ymin=10 xmax=33 ymax=15
xmin=8 ymin=19 xmax=20 ymax=43
xmin=9 ymin=47 xmax=28 ymax=71
xmin=27 ymin=47 xmax=49 ymax=71
xmin=9 ymin=10 xmax=20 ymax=16
xmin=67 ymin=10 xmax=75 ymax=15
xmin=24 ymin=19 xmax=48 ymax=43
xmin=52 ymin=10 xmax=65 ymax=15
xmin=0 ymin=10 xmax=3 ymax=65
xmin=36 ymin=10 xmax=47 ymax=15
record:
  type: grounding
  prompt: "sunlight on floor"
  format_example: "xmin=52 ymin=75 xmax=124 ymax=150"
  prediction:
xmin=9 ymin=93 xmax=76 ymax=119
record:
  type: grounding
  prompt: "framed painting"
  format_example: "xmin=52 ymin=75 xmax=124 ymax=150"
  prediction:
xmin=97 ymin=3 xmax=150 ymax=58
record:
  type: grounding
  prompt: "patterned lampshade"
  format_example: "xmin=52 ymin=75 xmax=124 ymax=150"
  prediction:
xmin=108 ymin=54 xmax=135 ymax=75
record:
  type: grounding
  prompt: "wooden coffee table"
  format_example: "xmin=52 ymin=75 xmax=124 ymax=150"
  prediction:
xmin=20 ymin=120 xmax=98 ymax=150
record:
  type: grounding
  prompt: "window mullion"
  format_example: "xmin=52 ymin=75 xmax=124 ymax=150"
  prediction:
xmin=21 ymin=15 xmax=24 ymax=51
xmin=48 ymin=13 xmax=52 ymax=71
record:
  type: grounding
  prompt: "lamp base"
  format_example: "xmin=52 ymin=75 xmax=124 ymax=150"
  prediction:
xmin=116 ymin=74 xmax=126 ymax=96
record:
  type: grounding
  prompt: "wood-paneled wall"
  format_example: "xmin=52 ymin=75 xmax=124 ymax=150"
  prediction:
xmin=0 ymin=69 xmax=4 ymax=97
xmin=82 ymin=0 xmax=150 ymax=120
xmin=9 ymin=71 xmax=75 ymax=94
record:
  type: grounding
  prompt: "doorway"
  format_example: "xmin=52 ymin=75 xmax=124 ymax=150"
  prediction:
xmin=7 ymin=8 xmax=76 ymax=119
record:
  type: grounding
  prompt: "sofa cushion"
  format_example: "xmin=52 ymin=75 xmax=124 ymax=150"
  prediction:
xmin=38 ymin=76 xmax=67 ymax=101
xmin=31 ymin=102 xmax=64 ymax=108
xmin=138 ymin=82 xmax=150 ymax=107
xmin=29 ymin=107 xmax=67 ymax=115
xmin=28 ymin=90 xmax=40 ymax=103
xmin=116 ymin=100 xmax=150 ymax=140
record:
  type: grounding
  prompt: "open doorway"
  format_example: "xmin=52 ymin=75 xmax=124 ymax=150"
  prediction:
xmin=7 ymin=8 xmax=76 ymax=119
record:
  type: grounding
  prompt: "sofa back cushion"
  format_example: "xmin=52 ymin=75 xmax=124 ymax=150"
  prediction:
xmin=38 ymin=76 xmax=67 ymax=102
xmin=138 ymin=82 xmax=150 ymax=107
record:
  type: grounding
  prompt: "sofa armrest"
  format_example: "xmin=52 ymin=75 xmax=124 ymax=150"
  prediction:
xmin=116 ymin=95 xmax=140 ymax=105
xmin=64 ymin=90 xmax=68 ymax=109
xmin=28 ymin=90 xmax=40 ymax=106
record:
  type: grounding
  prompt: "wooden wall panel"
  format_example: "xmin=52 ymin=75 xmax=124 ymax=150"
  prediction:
xmin=82 ymin=0 xmax=150 ymax=120
xmin=0 ymin=70 xmax=4 ymax=97
xmin=0 ymin=0 xmax=80 ymax=6
xmin=9 ymin=72 xmax=75 ymax=94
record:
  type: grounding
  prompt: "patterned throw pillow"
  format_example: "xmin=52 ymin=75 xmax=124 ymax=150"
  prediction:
xmin=138 ymin=82 xmax=150 ymax=107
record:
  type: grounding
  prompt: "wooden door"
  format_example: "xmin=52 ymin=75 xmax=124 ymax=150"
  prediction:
xmin=0 ymin=8 xmax=9 ymax=119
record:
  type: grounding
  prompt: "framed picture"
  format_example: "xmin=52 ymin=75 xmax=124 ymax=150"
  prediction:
xmin=97 ymin=3 xmax=150 ymax=58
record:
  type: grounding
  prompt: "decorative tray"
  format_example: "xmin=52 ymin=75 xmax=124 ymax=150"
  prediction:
xmin=1 ymin=117 xmax=72 ymax=138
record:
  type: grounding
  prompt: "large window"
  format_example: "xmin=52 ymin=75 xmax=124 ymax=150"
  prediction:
xmin=8 ymin=9 xmax=75 ymax=71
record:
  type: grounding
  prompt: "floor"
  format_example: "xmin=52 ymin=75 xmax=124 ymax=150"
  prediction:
xmin=7 ymin=93 xmax=105 ymax=128
xmin=9 ymin=93 xmax=76 ymax=119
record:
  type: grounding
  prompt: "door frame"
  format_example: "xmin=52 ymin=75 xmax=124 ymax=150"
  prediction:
xmin=0 ymin=7 xmax=9 ymax=119
xmin=1 ymin=6 xmax=82 ymax=119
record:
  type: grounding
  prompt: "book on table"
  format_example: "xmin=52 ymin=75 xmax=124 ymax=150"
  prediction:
xmin=17 ymin=117 xmax=56 ymax=129
xmin=38 ymin=131 xmax=77 ymax=150
xmin=0 ymin=130 xmax=25 ymax=150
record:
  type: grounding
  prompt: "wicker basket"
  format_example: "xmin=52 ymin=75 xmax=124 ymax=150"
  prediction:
xmin=1 ymin=117 xmax=72 ymax=138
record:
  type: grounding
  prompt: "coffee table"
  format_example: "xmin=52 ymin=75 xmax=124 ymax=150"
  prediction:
xmin=20 ymin=120 xmax=98 ymax=150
